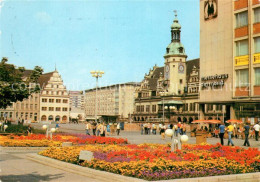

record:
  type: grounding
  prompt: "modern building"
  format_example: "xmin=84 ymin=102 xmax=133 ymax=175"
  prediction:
xmin=69 ymin=91 xmax=85 ymax=121
xmin=85 ymin=82 xmax=140 ymax=122
xmin=133 ymin=13 xmax=200 ymax=123
xmin=39 ymin=70 xmax=70 ymax=123
xmin=199 ymin=0 xmax=260 ymax=124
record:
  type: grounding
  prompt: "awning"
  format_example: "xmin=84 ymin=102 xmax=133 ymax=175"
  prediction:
xmin=158 ymin=100 xmax=183 ymax=105
xmin=85 ymin=116 xmax=101 ymax=120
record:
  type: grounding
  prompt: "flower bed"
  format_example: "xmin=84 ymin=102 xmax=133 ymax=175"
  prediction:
xmin=0 ymin=135 xmax=62 ymax=147
xmin=0 ymin=134 xmax=128 ymax=147
xmin=39 ymin=143 xmax=260 ymax=180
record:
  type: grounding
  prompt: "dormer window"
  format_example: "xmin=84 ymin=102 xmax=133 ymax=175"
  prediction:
xmin=166 ymin=48 xmax=170 ymax=53
xmin=179 ymin=47 xmax=183 ymax=53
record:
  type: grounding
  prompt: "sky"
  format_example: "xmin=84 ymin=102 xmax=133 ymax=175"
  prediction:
xmin=0 ymin=0 xmax=200 ymax=90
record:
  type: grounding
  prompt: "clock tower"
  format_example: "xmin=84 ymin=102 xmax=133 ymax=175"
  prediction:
xmin=164 ymin=11 xmax=187 ymax=95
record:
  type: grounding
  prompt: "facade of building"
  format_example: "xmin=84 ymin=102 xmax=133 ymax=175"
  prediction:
xmin=85 ymin=82 xmax=140 ymax=121
xmin=199 ymin=0 xmax=260 ymax=123
xmin=69 ymin=91 xmax=85 ymax=120
xmin=133 ymin=13 xmax=200 ymax=123
xmin=0 ymin=70 xmax=40 ymax=122
xmin=39 ymin=70 xmax=70 ymax=123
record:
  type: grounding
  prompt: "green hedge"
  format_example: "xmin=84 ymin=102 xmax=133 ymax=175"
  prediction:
xmin=4 ymin=124 xmax=45 ymax=134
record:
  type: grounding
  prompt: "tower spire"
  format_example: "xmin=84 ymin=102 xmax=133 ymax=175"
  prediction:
xmin=174 ymin=10 xmax=177 ymax=18
xmin=55 ymin=63 xmax=57 ymax=71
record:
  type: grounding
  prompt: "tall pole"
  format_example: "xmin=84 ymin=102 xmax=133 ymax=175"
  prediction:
xmin=90 ymin=70 xmax=104 ymax=123
xmin=162 ymin=97 xmax=165 ymax=123
xmin=95 ymin=77 xmax=98 ymax=123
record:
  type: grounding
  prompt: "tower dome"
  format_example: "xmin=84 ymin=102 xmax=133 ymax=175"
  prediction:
xmin=164 ymin=11 xmax=187 ymax=58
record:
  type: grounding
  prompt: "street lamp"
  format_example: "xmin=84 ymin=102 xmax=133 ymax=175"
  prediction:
xmin=90 ymin=70 xmax=105 ymax=123
xmin=165 ymin=128 xmax=189 ymax=151
xmin=159 ymin=91 xmax=168 ymax=123
xmin=42 ymin=124 xmax=56 ymax=139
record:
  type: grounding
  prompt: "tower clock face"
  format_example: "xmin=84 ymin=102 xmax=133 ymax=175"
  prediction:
xmin=166 ymin=65 xmax=169 ymax=72
xmin=178 ymin=64 xmax=184 ymax=73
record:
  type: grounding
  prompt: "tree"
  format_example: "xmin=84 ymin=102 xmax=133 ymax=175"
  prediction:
xmin=0 ymin=57 xmax=43 ymax=109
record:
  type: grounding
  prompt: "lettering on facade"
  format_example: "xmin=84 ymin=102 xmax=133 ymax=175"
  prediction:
xmin=201 ymin=74 xmax=228 ymax=89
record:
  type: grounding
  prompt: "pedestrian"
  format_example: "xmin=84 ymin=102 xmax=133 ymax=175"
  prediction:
xmin=55 ymin=122 xmax=60 ymax=131
xmin=177 ymin=122 xmax=181 ymax=136
xmin=85 ymin=121 xmax=90 ymax=135
xmin=92 ymin=122 xmax=97 ymax=136
xmin=106 ymin=123 xmax=111 ymax=136
xmin=117 ymin=122 xmax=120 ymax=136
xmin=219 ymin=122 xmax=225 ymax=145
xmin=182 ymin=123 xmax=187 ymax=135
xmin=144 ymin=123 xmax=147 ymax=135
xmin=152 ymin=123 xmax=157 ymax=135
xmin=253 ymin=122 xmax=259 ymax=141
xmin=97 ymin=123 xmax=101 ymax=136
xmin=159 ymin=123 xmax=162 ymax=134
xmin=226 ymin=123 xmax=235 ymax=146
xmin=27 ymin=124 xmax=32 ymax=136
xmin=100 ymin=123 xmax=106 ymax=137
xmin=161 ymin=124 xmax=166 ymax=140
xmin=141 ymin=123 xmax=144 ymax=135
xmin=174 ymin=124 xmax=178 ymax=137
xmin=147 ymin=123 xmax=151 ymax=135
xmin=243 ymin=122 xmax=250 ymax=147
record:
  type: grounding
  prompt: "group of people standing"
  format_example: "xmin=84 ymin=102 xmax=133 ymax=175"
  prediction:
xmin=141 ymin=122 xmax=187 ymax=140
xmin=85 ymin=121 xmax=121 ymax=137
xmin=218 ymin=122 xmax=259 ymax=147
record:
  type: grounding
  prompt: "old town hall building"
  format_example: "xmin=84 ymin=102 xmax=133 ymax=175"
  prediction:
xmin=133 ymin=13 xmax=200 ymax=123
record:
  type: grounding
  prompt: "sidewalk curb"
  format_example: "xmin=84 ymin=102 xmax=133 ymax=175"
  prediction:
xmin=26 ymin=153 xmax=260 ymax=182
xmin=26 ymin=153 xmax=145 ymax=182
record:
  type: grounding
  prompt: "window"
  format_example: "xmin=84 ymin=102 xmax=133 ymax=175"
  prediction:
xmin=236 ymin=40 xmax=248 ymax=56
xmin=236 ymin=11 xmax=248 ymax=28
xmin=236 ymin=69 xmax=249 ymax=87
xmin=152 ymin=105 xmax=156 ymax=112
xmin=35 ymin=104 xmax=38 ymax=109
xmin=56 ymin=99 xmax=61 ymax=103
xmin=62 ymin=107 xmax=68 ymax=111
xmin=254 ymin=7 xmax=260 ymax=23
xmin=63 ymin=99 xmax=68 ymax=103
xmin=26 ymin=104 xmax=29 ymax=109
xmin=30 ymin=104 xmax=33 ymax=110
xmin=56 ymin=107 xmax=61 ymax=111
xmin=49 ymin=107 xmax=54 ymax=111
xmin=42 ymin=98 xmax=47 ymax=102
xmin=49 ymin=99 xmax=54 ymax=103
xmin=180 ymin=79 xmax=183 ymax=84
xmin=146 ymin=105 xmax=150 ymax=113
xmin=207 ymin=104 xmax=213 ymax=111
xmin=254 ymin=37 xmax=260 ymax=53
xmin=255 ymin=68 xmax=260 ymax=86
xmin=42 ymin=107 xmax=47 ymax=111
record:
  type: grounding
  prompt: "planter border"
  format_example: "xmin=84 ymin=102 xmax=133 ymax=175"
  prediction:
xmin=27 ymin=153 xmax=145 ymax=182
xmin=26 ymin=153 xmax=260 ymax=182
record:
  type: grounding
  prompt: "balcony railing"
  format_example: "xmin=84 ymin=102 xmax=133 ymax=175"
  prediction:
xmin=235 ymin=55 xmax=249 ymax=66
xmin=254 ymin=53 xmax=260 ymax=64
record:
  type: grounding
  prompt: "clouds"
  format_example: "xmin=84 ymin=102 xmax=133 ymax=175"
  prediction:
xmin=35 ymin=11 xmax=52 ymax=24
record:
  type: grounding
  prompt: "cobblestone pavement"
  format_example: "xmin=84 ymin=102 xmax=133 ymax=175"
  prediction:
xmin=30 ymin=122 xmax=260 ymax=149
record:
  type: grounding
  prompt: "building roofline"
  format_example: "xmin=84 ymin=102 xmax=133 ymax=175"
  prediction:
xmin=85 ymin=82 xmax=141 ymax=92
